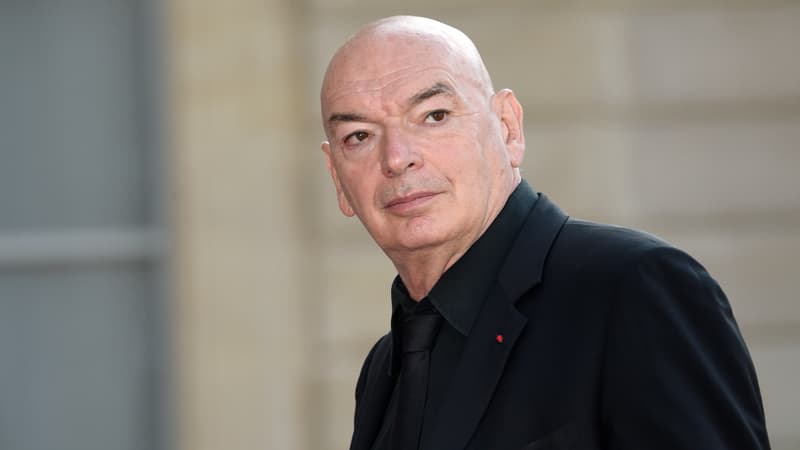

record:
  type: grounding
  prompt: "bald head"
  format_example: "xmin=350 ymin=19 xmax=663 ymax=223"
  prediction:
xmin=321 ymin=16 xmax=494 ymax=121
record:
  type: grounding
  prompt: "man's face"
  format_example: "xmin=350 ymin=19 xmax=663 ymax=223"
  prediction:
xmin=321 ymin=34 xmax=522 ymax=258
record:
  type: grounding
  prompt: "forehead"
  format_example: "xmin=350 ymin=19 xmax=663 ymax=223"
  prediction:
xmin=325 ymin=63 xmax=460 ymax=113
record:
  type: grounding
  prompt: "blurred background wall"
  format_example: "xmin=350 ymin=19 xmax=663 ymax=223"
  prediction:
xmin=1 ymin=0 xmax=798 ymax=449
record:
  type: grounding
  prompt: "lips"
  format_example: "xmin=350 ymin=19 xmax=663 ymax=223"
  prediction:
xmin=384 ymin=191 xmax=438 ymax=211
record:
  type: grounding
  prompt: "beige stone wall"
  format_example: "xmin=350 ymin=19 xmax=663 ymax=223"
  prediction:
xmin=167 ymin=1 xmax=314 ymax=449
xmin=168 ymin=1 xmax=800 ymax=449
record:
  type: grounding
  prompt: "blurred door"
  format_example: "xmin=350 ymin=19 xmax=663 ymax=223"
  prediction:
xmin=0 ymin=1 xmax=165 ymax=450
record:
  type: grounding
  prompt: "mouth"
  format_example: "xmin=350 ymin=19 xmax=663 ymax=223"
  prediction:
xmin=384 ymin=191 xmax=439 ymax=212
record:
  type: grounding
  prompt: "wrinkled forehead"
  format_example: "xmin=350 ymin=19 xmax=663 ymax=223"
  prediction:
xmin=324 ymin=59 xmax=460 ymax=108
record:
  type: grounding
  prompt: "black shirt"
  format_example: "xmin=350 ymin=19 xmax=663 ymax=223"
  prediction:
xmin=372 ymin=181 xmax=539 ymax=449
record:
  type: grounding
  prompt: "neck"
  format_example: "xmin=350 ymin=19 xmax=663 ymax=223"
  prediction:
xmin=390 ymin=244 xmax=469 ymax=301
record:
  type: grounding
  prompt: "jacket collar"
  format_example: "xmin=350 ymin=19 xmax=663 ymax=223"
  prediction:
xmin=498 ymin=185 xmax=569 ymax=301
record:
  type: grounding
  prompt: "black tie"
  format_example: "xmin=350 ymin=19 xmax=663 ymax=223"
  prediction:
xmin=391 ymin=307 xmax=442 ymax=450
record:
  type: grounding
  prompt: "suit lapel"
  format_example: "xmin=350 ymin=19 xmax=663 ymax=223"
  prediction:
xmin=422 ymin=284 xmax=527 ymax=450
xmin=421 ymin=192 xmax=569 ymax=450
xmin=350 ymin=336 xmax=398 ymax=450
xmin=498 ymin=193 xmax=569 ymax=302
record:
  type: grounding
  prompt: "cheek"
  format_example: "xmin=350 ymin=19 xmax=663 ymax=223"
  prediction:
xmin=339 ymin=167 xmax=378 ymax=211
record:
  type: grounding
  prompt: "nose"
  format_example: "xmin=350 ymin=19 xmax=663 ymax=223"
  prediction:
xmin=380 ymin=128 xmax=422 ymax=177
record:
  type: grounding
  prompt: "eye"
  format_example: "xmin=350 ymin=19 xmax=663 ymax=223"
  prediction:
xmin=344 ymin=130 xmax=370 ymax=145
xmin=424 ymin=110 xmax=449 ymax=123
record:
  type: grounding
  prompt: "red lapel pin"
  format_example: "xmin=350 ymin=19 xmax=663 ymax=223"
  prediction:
xmin=495 ymin=334 xmax=504 ymax=344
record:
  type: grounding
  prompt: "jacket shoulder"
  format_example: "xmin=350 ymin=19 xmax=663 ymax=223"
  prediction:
xmin=548 ymin=219 xmax=679 ymax=277
xmin=562 ymin=219 xmax=671 ymax=256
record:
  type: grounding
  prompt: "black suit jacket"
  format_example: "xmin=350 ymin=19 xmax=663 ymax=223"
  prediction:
xmin=350 ymin=192 xmax=770 ymax=450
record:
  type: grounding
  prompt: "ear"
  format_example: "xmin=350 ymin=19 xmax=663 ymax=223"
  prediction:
xmin=492 ymin=89 xmax=525 ymax=168
xmin=322 ymin=141 xmax=356 ymax=217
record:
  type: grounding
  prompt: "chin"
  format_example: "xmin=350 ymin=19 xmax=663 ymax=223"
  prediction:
xmin=370 ymin=216 xmax=457 ymax=253
xmin=390 ymin=227 xmax=454 ymax=253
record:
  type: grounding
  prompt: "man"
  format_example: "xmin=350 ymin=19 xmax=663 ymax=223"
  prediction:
xmin=320 ymin=15 xmax=770 ymax=450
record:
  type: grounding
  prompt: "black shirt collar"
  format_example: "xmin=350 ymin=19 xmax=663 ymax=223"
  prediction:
xmin=390 ymin=180 xmax=539 ymax=336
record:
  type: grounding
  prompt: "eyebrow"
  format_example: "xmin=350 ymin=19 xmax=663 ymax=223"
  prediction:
xmin=408 ymin=82 xmax=456 ymax=106
xmin=327 ymin=112 xmax=367 ymax=126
